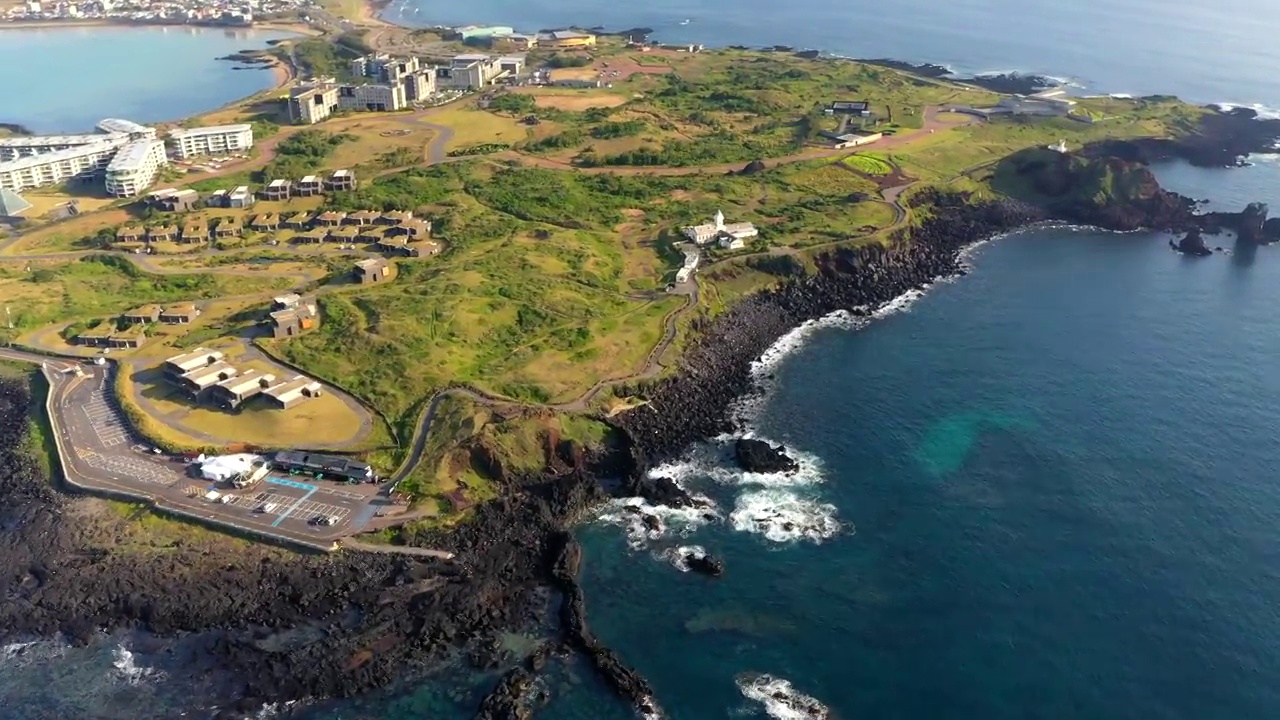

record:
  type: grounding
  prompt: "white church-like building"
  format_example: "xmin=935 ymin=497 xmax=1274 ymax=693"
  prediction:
xmin=681 ymin=209 xmax=758 ymax=250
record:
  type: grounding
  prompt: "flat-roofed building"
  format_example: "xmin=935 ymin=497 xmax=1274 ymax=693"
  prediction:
xmin=357 ymin=226 xmax=386 ymax=243
xmin=115 ymin=225 xmax=144 ymax=244
xmin=176 ymin=361 xmax=238 ymax=400
xmin=343 ymin=209 xmax=379 ymax=225
xmin=0 ymin=132 xmax=127 ymax=162
xmin=354 ymin=257 xmax=390 ymax=283
xmin=227 ymin=185 xmax=254 ymax=208
xmin=104 ymin=139 xmax=168 ymax=197
xmin=160 ymin=303 xmax=200 ymax=325
xmin=214 ymin=218 xmax=242 ymax=238
xmin=147 ymin=224 xmax=177 ymax=242
xmin=404 ymin=69 xmax=438 ymax=102
xmin=249 ymin=213 xmax=279 ymax=232
xmin=385 ymin=219 xmax=431 ymax=238
xmin=262 ymin=179 xmax=291 ymax=201
xmin=376 ymin=210 xmax=413 ymax=226
xmin=288 ymin=83 xmax=340 ymax=125
xmin=169 ymin=124 xmax=253 ymax=160
xmin=206 ymin=188 xmax=229 ymax=208
xmin=210 ymin=369 xmax=276 ymax=409
xmin=262 ymin=376 xmax=324 ymax=409
xmin=327 ymin=225 xmax=359 ymax=243
xmin=491 ymin=33 xmax=537 ymax=52
xmin=337 ymin=82 xmax=408 ymax=113
xmin=269 ymin=298 xmax=318 ymax=339
xmin=537 ymin=30 xmax=596 ymax=48
xmin=122 ymin=305 xmax=163 ymax=325
xmin=150 ymin=188 xmax=199 ymax=212
xmin=314 ymin=210 xmax=346 ymax=227
xmin=324 ymin=169 xmax=357 ymax=192
xmin=296 ymin=175 xmax=323 ymax=196
xmin=164 ymin=348 xmax=224 ymax=378
xmin=96 ymin=118 xmax=156 ymax=139
xmin=0 ymin=141 xmax=125 ymax=192
xmin=293 ymin=229 xmax=326 ymax=244
xmin=180 ymin=221 xmax=208 ymax=244
xmin=272 ymin=449 xmax=372 ymax=481
xmin=282 ymin=212 xmax=312 ymax=229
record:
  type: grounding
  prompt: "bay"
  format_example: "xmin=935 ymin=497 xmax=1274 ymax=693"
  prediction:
xmin=0 ymin=26 xmax=295 ymax=134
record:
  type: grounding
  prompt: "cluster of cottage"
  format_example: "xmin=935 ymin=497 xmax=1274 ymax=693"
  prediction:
xmin=161 ymin=347 xmax=324 ymax=412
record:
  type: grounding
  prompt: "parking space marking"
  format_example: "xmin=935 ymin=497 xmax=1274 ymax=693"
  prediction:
xmin=266 ymin=476 xmax=317 ymax=492
xmin=81 ymin=452 xmax=179 ymax=486
xmin=272 ymin=486 xmax=318 ymax=527
xmin=79 ymin=387 xmax=131 ymax=447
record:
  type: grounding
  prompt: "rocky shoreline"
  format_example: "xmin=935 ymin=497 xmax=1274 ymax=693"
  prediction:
xmin=2 ymin=108 xmax=1280 ymax=719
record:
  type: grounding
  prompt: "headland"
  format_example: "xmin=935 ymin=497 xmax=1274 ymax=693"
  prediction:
xmin=2 ymin=4 xmax=1280 ymax=718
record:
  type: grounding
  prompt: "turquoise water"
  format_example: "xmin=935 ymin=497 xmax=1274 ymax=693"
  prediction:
xmin=0 ymin=26 xmax=295 ymax=133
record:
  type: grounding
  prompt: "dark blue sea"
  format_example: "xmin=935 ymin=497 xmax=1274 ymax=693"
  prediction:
xmin=6 ymin=1 xmax=1280 ymax=718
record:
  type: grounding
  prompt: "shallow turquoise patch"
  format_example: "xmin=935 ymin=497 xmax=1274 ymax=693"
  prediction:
xmin=914 ymin=409 xmax=1036 ymax=477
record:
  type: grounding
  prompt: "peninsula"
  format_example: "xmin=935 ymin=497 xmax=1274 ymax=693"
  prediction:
xmin=2 ymin=4 xmax=1279 ymax=718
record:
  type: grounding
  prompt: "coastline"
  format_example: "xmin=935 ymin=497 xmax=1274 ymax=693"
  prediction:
xmin=0 ymin=18 xmax=320 ymax=35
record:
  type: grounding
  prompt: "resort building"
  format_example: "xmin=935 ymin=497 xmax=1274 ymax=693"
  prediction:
xmin=164 ymin=348 xmax=224 ymax=378
xmin=210 ymin=370 xmax=277 ymax=410
xmin=676 ymin=249 xmax=699 ymax=284
xmin=403 ymin=68 xmax=438 ymax=102
xmin=175 ymin=362 xmax=238 ymax=400
xmin=121 ymin=304 xmax=162 ymax=325
xmin=681 ymin=210 xmax=759 ymax=247
xmin=272 ymin=450 xmax=373 ymax=481
xmin=262 ymin=376 xmax=324 ymax=410
xmin=0 ymin=132 xmax=126 ymax=162
xmin=227 ymin=186 xmax=255 ymax=208
xmin=103 ymin=139 xmax=168 ymax=197
xmin=296 ymin=175 xmax=323 ymax=196
xmin=97 ymin=118 xmax=157 ymax=139
xmin=324 ymin=169 xmax=357 ymax=192
xmin=0 ymin=141 xmax=123 ymax=192
xmin=449 ymin=24 xmax=515 ymax=41
xmin=262 ymin=179 xmax=291 ymax=200
xmin=490 ymin=33 xmax=538 ymax=52
xmin=444 ymin=54 xmax=506 ymax=89
xmin=149 ymin=188 xmax=199 ymax=212
xmin=337 ymin=82 xmax=408 ymax=112
xmin=288 ymin=83 xmax=340 ymax=125
xmin=354 ymin=257 xmax=390 ymax=283
xmin=536 ymin=30 xmax=596 ymax=49
xmin=159 ymin=303 xmax=200 ymax=325
xmin=169 ymin=124 xmax=254 ymax=160
xmin=350 ymin=54 xmax=421 ymax=84
xmin=269 ymin=298 xmax=318 ymax=339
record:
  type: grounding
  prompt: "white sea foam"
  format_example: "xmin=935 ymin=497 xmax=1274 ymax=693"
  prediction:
xmin=730 ymin=489 xmax=842 ymax=543
xmin=112 ymin=644 xmax=164 ymax=685
xmin=1 ymin=641 xmax=38 ymax=661
xmin=659 ymin=545 xmax=707 ymax=572
xmin=251 ymin=701 xmax=299 ymax=719
xmin=1212 ymin=102 xmax=1280 ymax=120
xmin=597 ymin=495 xmax=719 ymax=550
xmin=737 ymin=674 xmax=830 ymax=720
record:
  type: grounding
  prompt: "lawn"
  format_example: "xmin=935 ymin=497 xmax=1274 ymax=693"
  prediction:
xmin=842 ymin=152 xmax=895 ymax=176
xmin=424 ymin=102 xmax=531 ymax=150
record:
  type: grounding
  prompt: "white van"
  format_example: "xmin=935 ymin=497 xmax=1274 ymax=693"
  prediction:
xmin=257 ymin=502 xmax=279 ymax=514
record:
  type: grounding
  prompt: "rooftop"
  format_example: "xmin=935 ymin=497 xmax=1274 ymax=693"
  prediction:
xmin=166 ymin=347 xmax=223 ymax=369
xmin=0 ymin=141 xmax=125 ymax=173
xmin=162 ymin=303 xmax=200 ymax=316
xmin=300 ymin=174 xmax=319 ymax=183
xmin=169 ymin=123 xmax=253 ymax=139
xmin=331 ymin=169 xmax=352 ymax=178
xmin=267 ymin=179 xmax=290 ymax=188
xmin=106 ymin=139 xmax=164 ymax=173
xmin=0 ymin=132 xmax=124 ymax=149
xmin=355 ymin=257 xmax=389 ymax=271
xmin=0 ymin=188 xmax=32 ymax=217
xmin=264 ymin=376 xmax=324 ymax=403
xmin=97 ymin=118 xmax=153 ymax=135
xmin=124 ymin=304 xmax=162 ymax=317
xmin=182 ymin=361 xmax=238 ymax=388
xmin=215 ymin=369 xmax=276 ymax=395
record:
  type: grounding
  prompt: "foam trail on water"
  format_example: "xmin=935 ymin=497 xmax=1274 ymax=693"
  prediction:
xmin=659 ymin=545 xmax=707 ymax=572
xmin=737 ymin=674 xmax=830 ymax=720
xmin=597 ymin=494 xmax=719 ymax=551
xmin=1212 ymin=102 xmax=1280 ymax=120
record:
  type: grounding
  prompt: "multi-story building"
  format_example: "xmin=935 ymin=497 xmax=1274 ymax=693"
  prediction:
xmin=336 ymin=82 xmax=407 ymax=112
xmin=97 ymin=118 xmax=157 ymax=140
xmin=350 ymin=54 xmax=421 ymax=84
xmin=444 ymin=54 xmax=503 ymax=89
xmin=0 ymin=141 xmax=123 ymax=192
xmin=103 ymin=139 xmax=168 ymax=197
xmin=288 ymin=83 xmax=340 ymax=125
xmin=169 ymin=124 xmax=254 ymax=159
xmin=403 ymin=68 xmax=438 ymax=102
xmin=0 ymin=132 xmax=126 ymax=162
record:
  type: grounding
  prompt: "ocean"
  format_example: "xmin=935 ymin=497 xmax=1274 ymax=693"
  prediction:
xmin=0 ymin=26 xmax=296 ymax=134
xmin=7 ymin=1 xmax=1280 ymax=718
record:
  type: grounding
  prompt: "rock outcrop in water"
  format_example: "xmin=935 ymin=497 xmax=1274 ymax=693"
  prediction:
xmin=735 ymin=438 xmax=799 ymax=474
xmin=1172 ymin=227 xmax=1213 ymax=256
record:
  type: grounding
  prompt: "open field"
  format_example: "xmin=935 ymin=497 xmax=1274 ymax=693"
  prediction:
xmin=426 ymin=103 xmax=531 ymax=150
xmin=518 ymin=91 xmax=630 ymax=112
xmin=841 ymin=153 xmax=895 ymax=175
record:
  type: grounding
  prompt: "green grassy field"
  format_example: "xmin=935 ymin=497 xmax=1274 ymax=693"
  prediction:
xmin=842 ymin=152 xmax=895 ymax=175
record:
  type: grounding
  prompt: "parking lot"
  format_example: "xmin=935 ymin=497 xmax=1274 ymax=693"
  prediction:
xmin=80 ymin=385 xmax=131 ymax=448
xmin=46 ymin=366 xmax=388 ymax=546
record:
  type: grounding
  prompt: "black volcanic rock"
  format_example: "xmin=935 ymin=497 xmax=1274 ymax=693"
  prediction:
xmin=1263 ymin=217 xmax=1280 ymax=243
xmin=735 ymin=438 xmax=798 ymax=474
xmin=686 ymin=552 xmax=725 ymax=577
xmin=630 ymin=475 xmax=696 ymax=507
xmin=1237 ymin=202 xmax=1270 ymax=244
xmin=1172 ymin=227 xmax=1212 ymax=256
xmin=965 ymin=72 xmax=1057 ymax=94
xmin=738 ymin=159 xmax=767 ymax=175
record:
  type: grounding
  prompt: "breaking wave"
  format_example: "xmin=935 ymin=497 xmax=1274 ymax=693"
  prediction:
xmin=1212 ymin=102 xmax=1280 ymax=120
xmin=112 ymin=644 xmax=164 ymax=686
xmin=597 ymin=493 xmax=719 ymax=550
xmin=660 ymin=545 xmax=707 ymax=572
xmin=737 ymin=673 xmax=830 ymax=719
xmin=730 ymin=490 xmax=842 ymax=543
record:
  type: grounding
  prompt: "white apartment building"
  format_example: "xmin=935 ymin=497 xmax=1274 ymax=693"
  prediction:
xmin=336 ymin=82 xmax=407 ymax=112
xmin=0 ymin=132 xmax=126 ymax=162
xmin=104 ymin=139 xmax=168 ymax=197
xmin=289 ymin=83 xmax=340 ymax=125
xmin=0 ymin=141 xmax=124 ymax=192
xmin=97 ymin=118 xmax=157 ymax=140
xmin=169 ymin=124 xmax=254 ymax=160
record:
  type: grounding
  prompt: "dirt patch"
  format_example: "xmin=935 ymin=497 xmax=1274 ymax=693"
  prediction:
xmin=529 ymin=93 xmax=628 ymax=111
xmin=595 ymin=55 xmax=675 ymax=82
xmin=669 ymin=190 xmax=693 ymax=201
